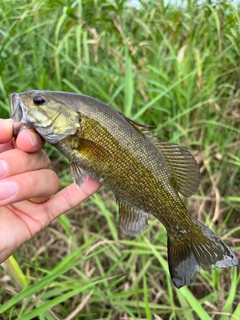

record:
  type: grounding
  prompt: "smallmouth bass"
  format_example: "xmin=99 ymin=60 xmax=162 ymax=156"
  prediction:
xmin=10 ymin=90 xmax=238 ymax=288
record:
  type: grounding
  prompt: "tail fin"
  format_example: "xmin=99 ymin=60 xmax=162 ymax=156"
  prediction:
xmin=167 ymin=217 xmax=238 ymax=288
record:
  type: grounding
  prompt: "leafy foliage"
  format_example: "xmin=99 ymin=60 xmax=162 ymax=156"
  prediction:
xmin=0 ymin=0 xmax=239 ymax=319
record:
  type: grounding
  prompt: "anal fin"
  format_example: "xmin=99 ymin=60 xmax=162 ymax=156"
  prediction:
xmin=117 ymin=198 xmax=148 ymax=237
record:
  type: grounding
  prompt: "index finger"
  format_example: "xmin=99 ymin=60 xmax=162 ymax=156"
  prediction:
xmin=6 ymin=176 xmax=102 ymax=231
xmin=43 ymin=176 xmax=102 ymax=223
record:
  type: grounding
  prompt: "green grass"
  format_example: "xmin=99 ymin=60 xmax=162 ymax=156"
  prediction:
xmin=0 ymin=0 xmax=240 ymax=319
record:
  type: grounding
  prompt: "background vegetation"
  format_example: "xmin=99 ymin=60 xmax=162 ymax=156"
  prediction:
xmin=0 ymin=0 xmax=239 ymax=319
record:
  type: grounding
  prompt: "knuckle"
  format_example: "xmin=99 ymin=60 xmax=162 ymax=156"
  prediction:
xmin=28 ymin=169 xmax=59 ymax=195
xmin=62 ymin=186 xmax=75 ymax=208
xmin=27 ymin=171 xmax=39 ymax=190
xmin=47 ymin=170 xmax=59 ymax=192
xmin=40 ymin=150 xmax=51 ymax=168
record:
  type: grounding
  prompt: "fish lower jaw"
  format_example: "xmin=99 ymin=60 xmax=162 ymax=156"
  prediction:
xmin=12 ymin=121 xmax=34 ymax=137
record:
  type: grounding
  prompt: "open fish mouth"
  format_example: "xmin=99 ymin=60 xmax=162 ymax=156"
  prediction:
xmin=10 ymin=93 xmax=33 ymax=136
xmin=11 ymin=94 xmax=23 ymax=122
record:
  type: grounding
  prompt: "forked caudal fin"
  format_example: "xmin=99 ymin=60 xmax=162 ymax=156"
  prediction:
xmin=167 ymin=217 xmax=238 ymax=288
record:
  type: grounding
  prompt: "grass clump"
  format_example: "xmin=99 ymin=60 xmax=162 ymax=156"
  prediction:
xmin=0 ymin=0 xmax=239 ymax=319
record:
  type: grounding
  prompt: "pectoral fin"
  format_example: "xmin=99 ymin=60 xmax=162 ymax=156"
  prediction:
xmin=74 ymin=136 xmax=111 ymax=161
xmin=64 ymin=136 xmax=110 ymax=188
xmin=117 ymin=198 xmax=148 ymax=237
xmin=70 ymin=162 xmax=89 ymax=189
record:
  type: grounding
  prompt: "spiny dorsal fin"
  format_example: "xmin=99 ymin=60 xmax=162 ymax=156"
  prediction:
xmin=156 ymin=141 xmax=201 ymax=197
xmin=119 ymin=113 xmax=154 ymax=137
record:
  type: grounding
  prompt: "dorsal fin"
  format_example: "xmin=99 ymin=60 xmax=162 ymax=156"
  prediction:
xmin=119 ymin=113 xmax=200 ymax=197
xmin=119 ymin=112 xmax=154 ymax=137
xmin=156 ymin=141 xmax=201 ymax=197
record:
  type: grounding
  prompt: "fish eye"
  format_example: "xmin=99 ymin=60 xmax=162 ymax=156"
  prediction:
xmin=33 ymin=96 xmax=46 ymax=106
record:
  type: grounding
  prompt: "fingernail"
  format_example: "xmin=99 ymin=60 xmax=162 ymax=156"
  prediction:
xmin=0 ymin=181 xmax=18 ymax=200
xmin=27 ymin=132 xmax=40 ymax=147
xmin=0 ymin=160 xmax=8 ymax=177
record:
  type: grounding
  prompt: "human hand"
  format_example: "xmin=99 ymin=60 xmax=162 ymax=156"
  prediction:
xmin=0 ymin=119 xmax=101 ymax=263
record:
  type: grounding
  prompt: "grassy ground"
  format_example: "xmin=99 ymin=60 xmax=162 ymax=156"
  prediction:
xmin=0 ymin=0 xmax=239 ymax=319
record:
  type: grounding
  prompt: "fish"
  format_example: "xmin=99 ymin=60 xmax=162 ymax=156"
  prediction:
xmin=10 ymin=90 xmax=238 ymax=288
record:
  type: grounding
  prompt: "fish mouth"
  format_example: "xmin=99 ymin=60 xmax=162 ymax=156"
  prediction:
xmin=11 ymin=93 xmax=33 ymax=136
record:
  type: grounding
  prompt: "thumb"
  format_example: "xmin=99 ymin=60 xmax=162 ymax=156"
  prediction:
xmin=16 ymin=129 xmax=45 ymax=152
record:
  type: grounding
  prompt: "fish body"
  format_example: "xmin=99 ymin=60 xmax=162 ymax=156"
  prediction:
xmin=11 ymin=90 xmax=238 ymax=288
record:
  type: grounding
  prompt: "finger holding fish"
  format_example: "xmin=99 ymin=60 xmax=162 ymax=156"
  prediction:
xmin=0 ymin=149 xmax=50 ymax=179
xmin=42 ymin=175 xmax=102 ymax=221
xmin=0 ymin=118 xmax=54 ymax=205
xmin=0 ymin=175 xmax=101 ymax=264
xmin=0 ymin=118 xmax=44 ymax=153
xmin=0 ymin=117 xmax=100 ymax=264
xmin=0 ymin=169 xmax=59 ymax=207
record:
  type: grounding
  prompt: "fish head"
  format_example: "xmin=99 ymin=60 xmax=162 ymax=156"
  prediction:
xmin=11 ymin=90 xmax=80 ymax=143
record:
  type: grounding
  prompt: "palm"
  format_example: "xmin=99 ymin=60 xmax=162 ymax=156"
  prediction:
xmin=0 ymin=202 xmax=40 ymax=261
xmin=0 ymin=173 xmax=100 ymax=263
